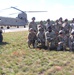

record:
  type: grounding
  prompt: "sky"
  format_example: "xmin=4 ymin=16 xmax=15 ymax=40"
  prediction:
xmin=0 ymin=0 xmax=74 ymax=21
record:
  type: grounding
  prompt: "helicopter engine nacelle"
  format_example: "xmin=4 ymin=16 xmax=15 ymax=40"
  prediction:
xmin=17 ymin=12 xmax=28 ymax=23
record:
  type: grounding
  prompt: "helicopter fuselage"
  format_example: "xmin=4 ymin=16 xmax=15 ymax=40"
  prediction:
xmin=0 ymin=12 xmax=28 ymax=29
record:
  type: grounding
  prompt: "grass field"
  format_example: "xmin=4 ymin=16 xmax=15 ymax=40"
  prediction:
xmin=0 ymin=31 xmax=74 ymax=75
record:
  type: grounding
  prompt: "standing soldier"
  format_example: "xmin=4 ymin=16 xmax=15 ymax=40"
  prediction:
xmin=69 ymin=31 xmax=74 ymax=51
xmin=37 ymin=21 xmax=46 ymax=31
xmin=62 ymin=19 xmax=71 ymax=35
xmin=28 ymin=17 xmax=37 ymax=33
xmin=70 ymin=18 xmax=74 ymax=31
xmin=45 ymin=19 xmax=52 ymax=31
xmin=45 ymin=26 xmax=56 ymax=50
xmin=62 ymin=19 xmax=71 ymax=47
xmin=58 ymin=17 xmax=63 ymax=30
xmin=52 ymin=20 xmax=60 ymax=36
xmin=27 ymin=28 xmax=37 ymax=48
xmin=0 ymin=29 xmax=3 ymax=43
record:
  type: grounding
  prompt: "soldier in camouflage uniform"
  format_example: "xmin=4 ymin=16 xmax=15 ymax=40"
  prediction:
xmin=62 ymin=19 xmax=71 ymax=47
xmin=70 ymin=18 xmax=74 ymax=31
xmin=58 ymin=17 xmax=63 ymax=30
xmin=45 ymin=26 xmax=56 ymax=50
xmin=28 ymin=17 xmax=37 ymax=33
xmin=52 ymin=20 xmax=60 ymax=36
xmin=0 ymin=29 xmax=3 ymax=43
xmin=37 ymin=21 xmax=46 ymax=31
xmin=36 ymin=27 xmax=45 ymax=47
xmin=45 ymin=19 xmax=52 ymax=31
xmin=57 ymin=30 xmax=67 ymax=51
xmin=27 ymin=28 xmax=37 ymax=48
xmin=62 ymin=19 xmax=71 ymax=35
xmin=69 ymin=31 xmax=74 ymax=51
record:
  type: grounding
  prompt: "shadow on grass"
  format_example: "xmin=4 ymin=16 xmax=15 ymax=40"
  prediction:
xmin=0 ymin=42 xmax=10 ymax=45
xmin=37 ymin=45 xmax=71 ymax=52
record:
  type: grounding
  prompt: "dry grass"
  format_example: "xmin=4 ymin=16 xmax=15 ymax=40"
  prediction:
xmin=0 ymin=31 xmax=74 ymax=75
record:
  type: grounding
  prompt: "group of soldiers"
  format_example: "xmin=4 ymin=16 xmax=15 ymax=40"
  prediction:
xmin=28 ymin=17 xmax=74 ymax=51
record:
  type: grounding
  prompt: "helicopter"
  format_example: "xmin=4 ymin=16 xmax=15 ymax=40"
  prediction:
xmin=0 ymin=6 xmax=47 ymax=29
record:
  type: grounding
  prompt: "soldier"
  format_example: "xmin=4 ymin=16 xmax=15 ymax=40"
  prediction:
xmin=45 ymin=19 xmax=52 ymax=31
xmin=37 ymin=27 xmax=45 ymax=47
xmin=62 ymin=19 xmax=71 ymax=47
xmin=0 ymin=29 xmax=3 ymax=43
xmin=62 ymin=19 xmax=71 ymax=34
xmin=69 ymin=30 xmax=74 ymax=51
xmin=28 ymin=17 xmax=37 ymax=33
xmin=52 ymin=19 xmax=60 ymax=36
xmin=70 ymin=18 xmax=74 ymax=31
xmin=37 ymin=21 xmax=46 ymax=31
xmin=27 ymin=28 xmax=37 ymax=48
xmin=57 ymin=30 xmax=67 ymax=51
xmin=45 ymin=26 xmax=56 ymax=50
xmin=58 ymin=17 xmax=63 ymax=30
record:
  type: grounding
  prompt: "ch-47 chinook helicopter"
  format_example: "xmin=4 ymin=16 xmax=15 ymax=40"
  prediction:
xmin=0 ymin=6 xmax=47 ymax=29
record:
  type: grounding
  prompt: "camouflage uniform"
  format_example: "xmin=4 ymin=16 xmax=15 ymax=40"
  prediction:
xmin=37 ymin=27 xmax=45 ymax=47
xmin=57 ymin=30 xmax=67 ymax=50
xmin=45 ymin=27 xmax=56 ymax=49
xmin=45 ymin=19 xmax=52 ymax=31
xmin=62 ymin=19 xmax=71 ymax=35
xmin=58 ymin=17 xmax=63 ymax=30
xmin=0 ymin=29 xmax=3 ymax=43
xmin=69 ymin=31 xmax=74 ymax=51
xmin=62 ymin=19 xmax=71 ymax=47
xmin=27 ymin=28 xmax=37 ymax=48
xmin=52 ymin=20 xmax=60 ymax=36
xmin=70 ymin=19 xmax=74 ymax=31
xmin=37 ymin=21 xmax=46 ymax=31
xmin=28 ymin=17 xmax=37 ymax=33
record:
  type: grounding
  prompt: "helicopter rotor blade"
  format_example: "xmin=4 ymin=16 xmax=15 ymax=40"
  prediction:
xmin=11 ymin=6 xmax=24 ymax=13
xmin=0 ymin=6 xmax=18 ymax=13
xmin=25 ymin=11 xmax=47 ymax=13
xmin=9 ymin=13 xmax=19 ymax=15
xmin=0 ymin=7 xmax=11 ymax=12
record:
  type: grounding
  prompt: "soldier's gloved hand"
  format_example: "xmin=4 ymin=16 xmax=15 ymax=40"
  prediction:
xmin=58 ymin=42 xmax=63 ymax=45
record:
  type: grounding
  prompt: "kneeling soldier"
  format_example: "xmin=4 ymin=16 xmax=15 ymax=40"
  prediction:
xmin=27 ymin=28 xmax=37 ymax=48
xmin=57 ymin=30 xmax=67 ymax=51
xmin=37 ymin=27 xmax=45 ymax=47
xmin=45 ymin=26 xmax=56 ymax=50
xmin=69 ymin=31 xmax=74 ymax=51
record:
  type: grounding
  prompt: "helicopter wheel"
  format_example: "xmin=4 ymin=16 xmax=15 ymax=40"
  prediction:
xmin=1 ymin=27 xmax=3 ymax=29
xmin=7 ymin=26 xmax=10 ymax=29
xmin=17 ymin=26 xmax=19 ymax=28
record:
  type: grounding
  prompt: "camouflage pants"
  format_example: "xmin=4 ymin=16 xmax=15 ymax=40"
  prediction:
xmin=57 ymin=42 xmax=66 ymax=50
xmin=69 ymin=42 xmax=74 ymax=51
xmin=28 ymin=40 xmax=35 ymax=48
xmin=37 ymin=38 xmax=45 ymax=46
xmin=45 ymin=39 xmax=56 ymax=49
xmin=0 ymin=34 xmax=3 ymax=42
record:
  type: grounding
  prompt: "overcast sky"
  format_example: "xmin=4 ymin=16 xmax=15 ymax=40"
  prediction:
xmin=0 ymin=0 xmax=74 ymax=21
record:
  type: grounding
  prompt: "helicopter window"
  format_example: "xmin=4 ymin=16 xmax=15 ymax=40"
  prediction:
xmin=20 ymin=17 xmax=23 ymax=19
